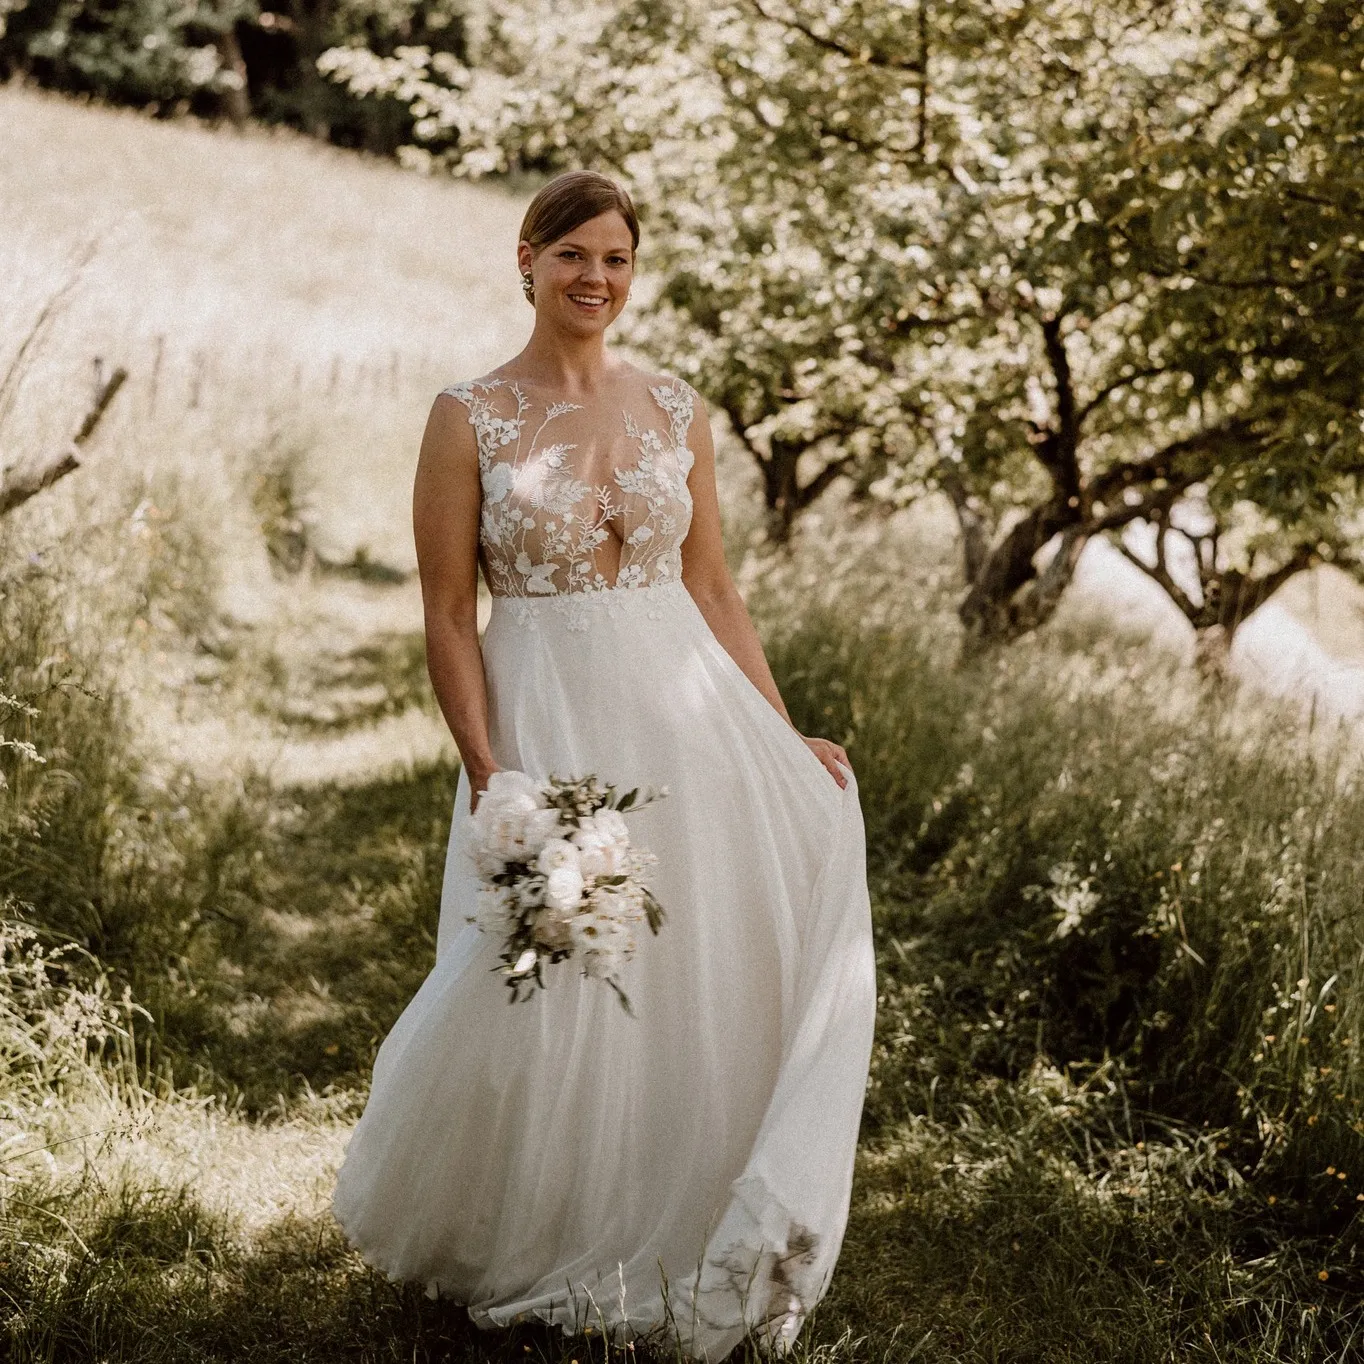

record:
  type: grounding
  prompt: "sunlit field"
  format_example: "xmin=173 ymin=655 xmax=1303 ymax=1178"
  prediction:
xmin=5 ymin=80 xmax=1364 ymax=1363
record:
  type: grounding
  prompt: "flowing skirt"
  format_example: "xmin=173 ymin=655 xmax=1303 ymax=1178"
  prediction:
xmin=331 ymin=579 xmax=877 ymax=1360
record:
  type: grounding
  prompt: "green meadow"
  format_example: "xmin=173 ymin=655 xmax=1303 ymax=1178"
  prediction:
xmin=4 ymin=86 xmax=1364 ymax=1362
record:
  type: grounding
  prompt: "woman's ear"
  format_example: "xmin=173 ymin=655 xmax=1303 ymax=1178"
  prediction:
xmin=517 ymin=241 xmax=534 ymax=275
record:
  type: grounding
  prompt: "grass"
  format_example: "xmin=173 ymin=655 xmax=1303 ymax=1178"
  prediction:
xmin=4 ymin=83 xmax=1364 ymax=1363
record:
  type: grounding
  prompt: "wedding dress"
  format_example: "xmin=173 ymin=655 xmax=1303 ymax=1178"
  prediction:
xmin=331 ymin=374 xmax=877 ymax=1360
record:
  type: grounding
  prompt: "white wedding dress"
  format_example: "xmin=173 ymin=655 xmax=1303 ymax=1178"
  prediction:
xmin=331 ymin=374 xmax=877 ymax=1360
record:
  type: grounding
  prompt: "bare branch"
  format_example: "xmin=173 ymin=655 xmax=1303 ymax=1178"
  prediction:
xmin=0 ymin=366 xmax=127 ymax=518
xmin=1117 ymin=534 xmax=1199 ymax=623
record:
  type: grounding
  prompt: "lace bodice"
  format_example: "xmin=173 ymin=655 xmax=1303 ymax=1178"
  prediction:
xmin=441 ymin=375 xmax=698 ymax=600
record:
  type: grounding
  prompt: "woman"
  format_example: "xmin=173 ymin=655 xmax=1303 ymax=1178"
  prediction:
xmin=332 ymin=170 xmax=876 ymax=1360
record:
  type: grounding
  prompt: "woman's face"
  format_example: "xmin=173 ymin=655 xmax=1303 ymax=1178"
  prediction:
xmin=518 ymin=210 xmax=635 ymax=335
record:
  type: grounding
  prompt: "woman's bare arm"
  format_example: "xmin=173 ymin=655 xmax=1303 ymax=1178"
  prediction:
xmin=412 ymin=394 xmax=499 ymax=809
xmin=679 ymin=392 xmax=851 ymax=789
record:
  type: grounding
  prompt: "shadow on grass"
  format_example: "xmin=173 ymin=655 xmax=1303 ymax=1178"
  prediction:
xmin=152 ymin=760 xmax=460 ymax=1111
xmin=2 ymin=1181 xmax=815 ymax=1363
xmin=9 ymin=1152 xmax=1363 ymax=1364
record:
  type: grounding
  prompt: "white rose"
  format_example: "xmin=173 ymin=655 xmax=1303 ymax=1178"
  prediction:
xmin=544 ymin=864 xmax=585 ymax=913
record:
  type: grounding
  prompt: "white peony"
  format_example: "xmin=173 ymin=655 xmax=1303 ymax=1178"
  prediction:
xmin=468 ymin=771 xmax=562 ymax=864
xmin=544 ymin=864 xmax=586 ymax=914
xmin=571 ymin=810 xmax=632 ymax=878
xmin=536 ymin=838 xmax=582 ymax=876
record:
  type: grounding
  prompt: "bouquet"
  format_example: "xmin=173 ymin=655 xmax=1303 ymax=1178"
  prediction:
xmin=465 ymin=769 xmax=667 ymax=1011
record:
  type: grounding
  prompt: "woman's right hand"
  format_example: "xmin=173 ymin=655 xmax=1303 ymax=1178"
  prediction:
xmin=468 ymin=766 xmax=501 ymax=812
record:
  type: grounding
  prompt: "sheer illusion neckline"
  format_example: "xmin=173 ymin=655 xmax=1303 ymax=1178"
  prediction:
xmin=442 ymin=373 xmax=698 ymax=603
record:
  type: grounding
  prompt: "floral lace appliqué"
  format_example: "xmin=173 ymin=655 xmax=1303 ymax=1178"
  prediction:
xmin=441 ymin=378 xmax=697 ymax=607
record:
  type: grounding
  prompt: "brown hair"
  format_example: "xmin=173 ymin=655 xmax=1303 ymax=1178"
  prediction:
xmin=519 ymin=170 xmax=640 ymax=256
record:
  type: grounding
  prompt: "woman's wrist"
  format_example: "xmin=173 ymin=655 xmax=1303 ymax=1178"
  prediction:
xmin=461 ymin=754 xmax=500 ymax=789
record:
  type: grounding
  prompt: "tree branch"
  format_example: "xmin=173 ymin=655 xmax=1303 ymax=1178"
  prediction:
xmin=719 ymin=399 xmax=770 ymax=473
xmin=936 ymin=462 xmax=990 ymax=584
xmin=1037 ymin=314 xmax=1080 ymax=499
xmin=1085 ymin=417 xmax=1262 ymax=508
xmin=1076 ymin=366 xmax=1171 ymax=425
xmin=1117 ymin=533 xmax=1200 ymax=623
xmin=747 ymin=0 xmax=924 ymax=74
xmin=796 ymin=453 xmax=854 ymax=510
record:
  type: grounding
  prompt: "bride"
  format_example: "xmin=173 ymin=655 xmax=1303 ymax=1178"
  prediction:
xmin=332 ymin=170 xmax=877 ymax=1360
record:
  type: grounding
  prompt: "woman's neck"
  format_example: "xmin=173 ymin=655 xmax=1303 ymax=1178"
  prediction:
xmin=507 ymin=326 xmax=624 ymax=397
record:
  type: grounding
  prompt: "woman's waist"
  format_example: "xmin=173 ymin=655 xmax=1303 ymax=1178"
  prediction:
xmin=486 ymin=577 xmax=694 ymax=630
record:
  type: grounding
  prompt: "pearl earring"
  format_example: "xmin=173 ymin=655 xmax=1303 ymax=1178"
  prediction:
xmin=521 ymin=273 xmax=535 ymax=303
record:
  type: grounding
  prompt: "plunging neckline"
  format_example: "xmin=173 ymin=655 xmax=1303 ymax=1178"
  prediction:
xmin=443 ymin=375 xmax=699 ymax=602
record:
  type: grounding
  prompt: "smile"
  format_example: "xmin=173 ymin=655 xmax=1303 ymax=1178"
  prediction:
xmin=568 ymin=294 xmax=608 ymax=307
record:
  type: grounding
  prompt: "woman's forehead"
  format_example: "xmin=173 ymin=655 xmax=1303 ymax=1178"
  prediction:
xmin=549 ymin=211 xmax=635 ymax=251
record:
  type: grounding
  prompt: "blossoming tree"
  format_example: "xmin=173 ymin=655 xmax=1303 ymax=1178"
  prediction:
xmin=323 ymin=0 xmax=1364 ymax=646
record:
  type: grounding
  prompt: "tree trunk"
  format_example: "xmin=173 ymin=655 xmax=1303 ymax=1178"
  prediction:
xmin=1193 ymin=624 xmax=1232 ymax=681
xmin=285 ymin=0 xmax=336 ymax=139
xmin=760 ymin=438 xmax=801 ymax=543
xmin=216 ymin=26 xmax=252 ymax=126
xmin=957 ymin=497 xmax=1081 ymax=645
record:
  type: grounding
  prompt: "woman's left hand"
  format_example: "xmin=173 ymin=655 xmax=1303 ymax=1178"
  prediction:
xmin=803 ymin=735 xmax=852 ymax=789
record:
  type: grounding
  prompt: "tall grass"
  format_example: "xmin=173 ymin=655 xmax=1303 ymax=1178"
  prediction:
xmin=8 ymin=523 xmax=1364 ymax=1357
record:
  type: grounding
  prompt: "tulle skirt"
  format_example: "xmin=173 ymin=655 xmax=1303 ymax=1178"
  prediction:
xmin=331 ymin=579 xmax=876 ymax=1360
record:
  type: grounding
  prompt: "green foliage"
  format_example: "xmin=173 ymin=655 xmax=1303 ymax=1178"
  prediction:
xmin=2 ymin=0 xmax=247 ymax=109
xmin=0 ymin=0 xmax=470 ymax=146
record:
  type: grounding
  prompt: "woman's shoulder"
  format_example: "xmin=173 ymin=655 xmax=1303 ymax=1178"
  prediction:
xmin=619 ymin=364 xmax=703 ymax=425
xmin=624 ymin=361 xmax=700 ymax=397
xmin=437 ymin=372 xmax=512 ymax=405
